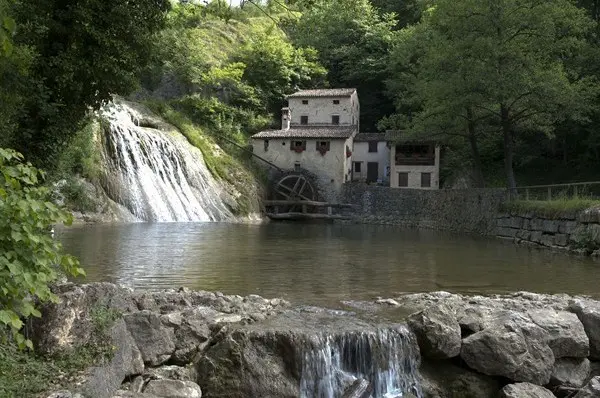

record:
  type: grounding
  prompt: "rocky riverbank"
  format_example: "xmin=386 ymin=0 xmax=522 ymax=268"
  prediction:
xmin=36 ymin=283 xmax=600 ymax=398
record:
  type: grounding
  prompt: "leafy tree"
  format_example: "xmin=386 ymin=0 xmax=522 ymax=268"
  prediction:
xmin=7 ymin=0 xmax=170 ymax=169
xmin=0 ymin=148 xmax=85 ymax=348
xmin=286 ymin=0 xmax=398 ymax=131
xmin=387 ymin=0 xmax=598 ymax=189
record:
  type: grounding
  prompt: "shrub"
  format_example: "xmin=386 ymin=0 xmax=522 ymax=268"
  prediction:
xmin=0 ymin=148 xmax=85 ymax=348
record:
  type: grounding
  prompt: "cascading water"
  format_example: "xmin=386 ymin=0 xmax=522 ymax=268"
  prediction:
xmin=99 ymin=101 xmax=234 ymax=222
xmin=299 ymin=326 xmax=423 ymax=398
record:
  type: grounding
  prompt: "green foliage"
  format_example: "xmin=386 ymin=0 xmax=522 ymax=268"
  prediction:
xmin=287 ymin=0 xmax=398 ymax=130
xmin=0 ymin=148 xmax=85 ymax=348
xmin=386 ymin=0 xmax=599 ymax=188
xmin=502 ymin=199 xmax=600 ymax=218
xmin=0 ymin=305 xmax=120 ymax=397
xmin=55 ymin=121 xmax=101 ymax=181
xmin=5 ymin=0 xmax=170 ymax=169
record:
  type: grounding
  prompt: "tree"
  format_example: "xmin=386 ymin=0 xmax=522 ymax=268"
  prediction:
xmin=387 ymin=0 xmax=598 ymax=189
xmin=0 ymin=148 xmax=84 ymax=348
xmin=286 ymin=0 xmax=398 ymax=131
xmin=7 ymin=0 xmax=170 ymax=169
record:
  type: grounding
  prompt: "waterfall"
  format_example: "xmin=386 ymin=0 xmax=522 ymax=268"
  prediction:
xmin=299 ymin=326 xmax=423 ymax=398
xmin=99 ymin=101 xmax=234 ymax=222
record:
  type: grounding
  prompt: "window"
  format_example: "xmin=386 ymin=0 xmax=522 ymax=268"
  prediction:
xmin=300 ymin=115 xmax=308 ymax=125
xmin=421 ymin=172 xmax=431 ymax=188
xmin=354 ymin=162 xmax=362 ymax=173
xmin=333 ymin=99 xmax=340 ymax=104
xmin=316 ymin=141 xmax=330 ymax=153
xmin=368 ymin=141 xmax=378 ymax=153
xmin=291 ymin=140 xmax=306 ymax=152
xmin=302 ymin=100 xmax=309 ymax=105
xmin=332 ymin=115 xmax=340 ymax=125
xmin=264 ymin=140 xmax=269 ymax=152
xmin=398 ymin=172 xmax=409 ymax=187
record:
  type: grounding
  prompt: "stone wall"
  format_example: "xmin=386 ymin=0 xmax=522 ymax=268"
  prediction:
xmin=496 ymin=207 xmax=600 ymax=254
xmin=343 ymin=183 xmax=507 ymax=235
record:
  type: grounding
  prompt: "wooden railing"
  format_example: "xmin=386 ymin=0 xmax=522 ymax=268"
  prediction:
xmin=509 ymin=181 xmax=600 ymax=201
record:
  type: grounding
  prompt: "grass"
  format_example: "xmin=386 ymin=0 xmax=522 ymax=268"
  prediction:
xmin=501 ymin=198 xmax=600 ymax=217
xmin=0 ymin=304 xmax=121 ymax=398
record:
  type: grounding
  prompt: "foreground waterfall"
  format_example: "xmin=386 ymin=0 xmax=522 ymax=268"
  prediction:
xmin=99 ymin=101 xmax=234 ymax=222
xmin=299 ymin=327 xmax=422 ymax=398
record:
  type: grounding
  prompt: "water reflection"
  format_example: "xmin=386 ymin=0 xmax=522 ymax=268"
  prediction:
xmin=56 ymin=223 xmax=600 ymax=306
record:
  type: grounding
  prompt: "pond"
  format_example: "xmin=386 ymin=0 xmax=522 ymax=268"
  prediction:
xmin=56 ymin=222 xmax=600 ymax=306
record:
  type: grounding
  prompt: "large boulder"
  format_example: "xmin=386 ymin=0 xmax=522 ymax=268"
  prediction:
xmin=75 ymin=319 xmax=145 ymax=398
xmin=550 ymin=358 xmax=590 ymax=388
xmin=196 ymin=311 xmax=422 ymax=398
xmin=574 ymin=376 xmax=600 ymax=397
xmin=407 ymin=305 xmax=461 ymax=359
xmin=570 ymin=301 xmax=600 ymax=360
xmin=499 ymin=383 xmax=555 ymax=398
xmin=33 ymin=283 xmax=138 ymax=354
xmin=143 ymin=380 xmax=202 ymax=398
xmin=460 ymin=314 xmax=555 ymax=385
xmin=419 ymin=359 xmax=501 ymax=398
xmin=123 ymin=311 xmax=177 ymax=366
xmin=529 ymin=309 xmax=589 ymax=358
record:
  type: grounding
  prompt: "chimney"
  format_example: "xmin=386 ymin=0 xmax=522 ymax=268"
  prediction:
xmin=281 ymin=107 xmax=291 ymax=130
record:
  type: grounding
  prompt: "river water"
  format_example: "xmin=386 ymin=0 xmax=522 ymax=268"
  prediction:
xmin=56 ymin=222 xmax=600 ymax=306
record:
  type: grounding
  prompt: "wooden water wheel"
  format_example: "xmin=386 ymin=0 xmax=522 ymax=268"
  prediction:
xmin=272 ymin=174 xmax=317 ymax=202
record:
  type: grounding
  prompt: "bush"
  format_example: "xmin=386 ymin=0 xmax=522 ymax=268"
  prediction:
xmin=0 ymin=148 xmax=85 ymax=348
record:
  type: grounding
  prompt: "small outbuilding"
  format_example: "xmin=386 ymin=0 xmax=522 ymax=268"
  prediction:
xmin=385 ymin=130 xmax=441 ymax=189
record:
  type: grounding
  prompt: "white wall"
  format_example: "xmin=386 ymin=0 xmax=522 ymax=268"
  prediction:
xmin=351 ymin=141 xmax=390 ymax=182
xmin=288 ymin=95 xmax=358 ymax=126
xmin=252 ymin=137 xmax=351 ymax=198
xmin=389 ymin=145 xmax=441 ymax=189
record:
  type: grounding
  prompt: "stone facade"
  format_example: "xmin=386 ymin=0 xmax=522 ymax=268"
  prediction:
xmin=389 ymin=143 xmax=441 ymax=190
xmin=495 ymin=208 xmax=600 ymax=254
xmin=288 ymin=89 xmax=360 ymax=128
xmin=343 ymin=184 xmax=506 ymax=235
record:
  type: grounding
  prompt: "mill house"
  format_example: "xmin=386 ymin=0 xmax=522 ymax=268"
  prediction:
xmin=251 ymin=88 xmax=360 ymax=198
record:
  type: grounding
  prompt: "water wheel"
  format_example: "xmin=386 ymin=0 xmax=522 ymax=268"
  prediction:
xmin=272 ymin=173 xmax=317 ymax=202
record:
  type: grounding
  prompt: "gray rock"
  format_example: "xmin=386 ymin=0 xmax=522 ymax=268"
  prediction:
xmin=529 ymin=309 xmax=589 ymax=358
xmin=555 ymin=234 xmax=569 ymax=247
xmin=542 ymin=220 xmax=559 ymax=234
xmin=112 ymin=391 xmax=160 ymax=398
xmin=419 ymin=359 xmax=501 ymax=398
xmin=578 ymin=208 xmax=600 ymax=224
xmin=75 ymin=319 xmax=144 ymax=398
xmin=33 ymin=283 xmax=137 ymax=354
xmin=407 ymin=305 xmax=461 ymax=359
xmin=47 ymin=392 xmax=84 ymax=398
xmin=499 ymin=382 xmax=555 ymax=398
xmin=144 ymin=380 xmax=202 ymax=398
xmin=144 ymin=365 xmax=196 ymax=382
xmin=559 ymin=221 xmax=578 ymax=234
xmin=131 ymin=376 xmax=145 ymax=393
xmin=570 ymin=301 xmax=600 ymax=360
xmin=460 ymin=314 xmax=555 ymax=385
xmin=124 ymin=311 xmax=176 ymax=366
xmin=551 ymin=358 xmax=590 ymax=388
xmin=574 ymin=376 xmax=600 ymax=397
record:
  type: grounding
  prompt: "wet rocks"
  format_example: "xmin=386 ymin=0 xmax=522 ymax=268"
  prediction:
xmin=570 ymin=301 xmax=600 ymax=360
xmin=528 ymin=309 xmax=589 ymax=358
xmin=574 ymin=376 xmax=600 ymax=397
xmin=407 ymin=305 xmax=461 ymax=359
xmin=460 ymin=314 xmax=554 ymax=384
xmin=550 ymin=358 xmax=591 ymax=388
xmin=144 ymin=380 xmax=202 ymax=398
xmin=124 ymin=312 xmax=176 ymax=366
xmin=499 ymin=382 xmax=555 ymax=398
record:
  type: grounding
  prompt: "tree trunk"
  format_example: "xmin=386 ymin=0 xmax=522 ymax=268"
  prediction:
xmin=501 ymin=104 xmax=517 ymax=192
xmin=466 ymin=108 xmax=485 ymax=188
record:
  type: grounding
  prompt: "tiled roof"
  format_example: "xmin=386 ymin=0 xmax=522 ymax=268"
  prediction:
xmin=287 ymin=88 xmax=357 ymax=98
xmin=252 ymin=126 xmax=357 ymax=139
xmin=354 ymin=133 xmax=386 ymax=142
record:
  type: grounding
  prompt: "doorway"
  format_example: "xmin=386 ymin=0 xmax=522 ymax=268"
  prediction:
xmin=367 ymin=162 xmax=378 ymax=183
